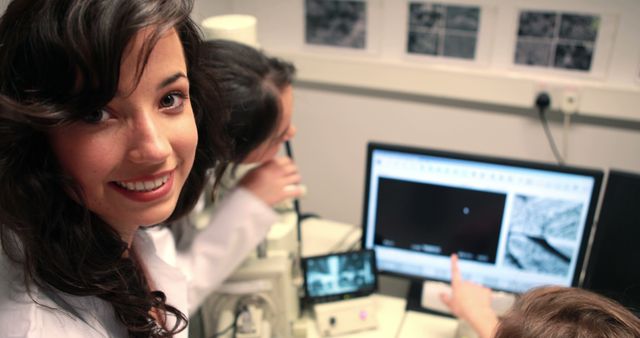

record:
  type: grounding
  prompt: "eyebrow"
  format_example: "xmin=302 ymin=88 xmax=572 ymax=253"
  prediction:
xmin=158 ymin=72 xmax=187 ymax=90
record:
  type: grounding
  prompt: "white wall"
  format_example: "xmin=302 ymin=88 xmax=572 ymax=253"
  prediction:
xmin=195 ymin=0 xmax=640 ymax=225
xmin=291 ymin=85 xmax=640 ymax=225
xmin=191 ymin=0 xmax=232 ymax=24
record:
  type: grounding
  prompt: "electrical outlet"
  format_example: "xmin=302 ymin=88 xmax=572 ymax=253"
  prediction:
xmin=561 ymin=90 xmax=580 ymax=114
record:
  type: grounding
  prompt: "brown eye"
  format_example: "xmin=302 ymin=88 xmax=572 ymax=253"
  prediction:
xmin=82 ymin=109 xmax=111 ymax=124
xmin=159 ymin=92 xmax=185 ymax=110
xmin=160 ymin=94 xmax=175 ymax=107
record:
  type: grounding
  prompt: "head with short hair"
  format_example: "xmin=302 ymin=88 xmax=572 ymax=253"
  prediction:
xmin=495 ymin=286 xmax=640 ymax=338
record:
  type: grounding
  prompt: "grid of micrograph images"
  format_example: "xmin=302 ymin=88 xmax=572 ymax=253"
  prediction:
xmin=515 ymin=11 xmax=600 ymax=71
xmin=305 ymin=0 xmax=367 ymax=49
xmin=407 ymin=2 xmax=480 ymax=60
xmin=304 ymin=1 xmax=602 ymax=73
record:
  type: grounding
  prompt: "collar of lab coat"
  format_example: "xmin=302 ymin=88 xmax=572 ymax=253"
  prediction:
xmin=133 ymin=229 xmax=190 ymax=336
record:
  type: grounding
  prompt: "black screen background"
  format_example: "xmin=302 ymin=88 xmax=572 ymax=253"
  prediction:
xmin=374 ymin=177 xmax=506 ymax=263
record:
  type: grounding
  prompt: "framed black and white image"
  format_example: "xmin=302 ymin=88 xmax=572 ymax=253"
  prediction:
xmin=407 ymin=2 xmax=480 ymax=60
xmin=515 ymin=11 xmax=600 ymax=72
xmin=305 ymin=0 xmax=367 ymax=49
xmin=403 ymin=1 xmax=496 ymax=66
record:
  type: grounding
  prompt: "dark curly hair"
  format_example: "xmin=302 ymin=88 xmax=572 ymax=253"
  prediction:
xmin=0 ymin=0 xmax=228 ymax=337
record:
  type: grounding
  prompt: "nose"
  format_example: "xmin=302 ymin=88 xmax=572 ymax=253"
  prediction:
xmin=127 ymin=114 xmax=171 ymax=164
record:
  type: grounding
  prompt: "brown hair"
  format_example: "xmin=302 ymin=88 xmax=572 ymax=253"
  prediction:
xmin=199 ymin=39 xmax=296 ymax=165
xmin=0 ymin=0 xmax=227 ymax=336
xmin=495 ymin=286 xmax=640 ymax=338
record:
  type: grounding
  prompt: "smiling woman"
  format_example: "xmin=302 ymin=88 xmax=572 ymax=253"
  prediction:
xmin=0 ymin=0 xmax=227 ymax=337
xmin=48 ymin=29 xmax=199 ymax=241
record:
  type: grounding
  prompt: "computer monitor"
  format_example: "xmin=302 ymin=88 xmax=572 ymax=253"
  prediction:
xmin=361 ymin=142 xmax=603 ymax=294
xmin=583 ymin=169 xmax=640 ymax=313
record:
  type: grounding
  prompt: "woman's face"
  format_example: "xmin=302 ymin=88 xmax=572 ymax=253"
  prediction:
xmin=243 ymin=84 xmax=296 ymax=163
xmin=49 ymin=29 xmax=197 ymax=239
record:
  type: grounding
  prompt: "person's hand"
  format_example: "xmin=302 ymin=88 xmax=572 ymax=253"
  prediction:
xmin=440 ymin=254 xmax=498 ymax=338
xmin=238 ymin=156 xmax=302 ymax=206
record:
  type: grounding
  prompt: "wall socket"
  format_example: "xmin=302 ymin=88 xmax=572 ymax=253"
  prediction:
xmin=561 ymin=90 xmax=580 ymax=114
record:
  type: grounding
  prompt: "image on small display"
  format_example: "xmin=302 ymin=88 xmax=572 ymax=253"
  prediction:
xmin=407 ymin=2 xmax=480 ymax=60
xmin=503 ymin=194 xmax=584 ymax=276
xmin=515 ymin=10 xmax=600 ymax=71
xmin=305 ymin=251 xmax=376 ymax=298
xmin=305 ymin=0 xmax=367 ymax=49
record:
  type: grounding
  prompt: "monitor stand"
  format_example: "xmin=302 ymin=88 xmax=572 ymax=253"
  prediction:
xmin=405 ymin=280 xmax=454 ymax=318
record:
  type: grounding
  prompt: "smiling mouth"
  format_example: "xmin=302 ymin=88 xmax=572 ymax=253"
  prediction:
xmin=114 ymin=174 xmax=170 ymax=192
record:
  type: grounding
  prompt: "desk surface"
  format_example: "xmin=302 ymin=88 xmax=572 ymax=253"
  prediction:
xmin=302 ymin=294 xmax=459 ymax=338
xmin=398 ymin=311 xmax=459 ymax=338
xmin=304 ymin=294 xmax=407 ymax=338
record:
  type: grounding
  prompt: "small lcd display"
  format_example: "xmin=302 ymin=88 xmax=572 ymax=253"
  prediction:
xmin=302 ymin=249 xmax=378 ymax=303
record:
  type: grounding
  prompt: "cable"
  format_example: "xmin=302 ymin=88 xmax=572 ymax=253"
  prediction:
xmin=345 ymin=238 xmax=362 ymax=251
xmin=284 ymin=140 xmax=303 ymax=245
xmin=206 ymin=295 xmax=240 ymax=338
xmin=540 ymin=113 xmax=564 ymax=165
xmin=393 ymin=311 xmax=409 ymax=338
xmin=209 ymin=304 xmax=241 ymax=338
xmin=285 ymin=140 xmax=328 ymax=318
xmin=208 ymin=293 xmax=277 ymax=338
xmin=330 ymin=226 xmax=362 ymax=253
xmin=209 ymin=321 xmax=236 ymax=338
xmin=563 ymin=111 xmax=571 ymax=162
xmin=535 ymin=92 xmax=565 ymax=166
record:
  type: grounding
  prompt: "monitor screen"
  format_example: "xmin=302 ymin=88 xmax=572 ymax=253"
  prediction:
xmin=361 ymin=142 xmax=603 ymax=293
xmin=302 ymin=249 xmax=377 ymax=303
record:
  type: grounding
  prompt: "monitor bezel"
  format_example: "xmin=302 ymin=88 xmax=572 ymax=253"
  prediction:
xmin=360 ymin=141 xmax=604 ymax=292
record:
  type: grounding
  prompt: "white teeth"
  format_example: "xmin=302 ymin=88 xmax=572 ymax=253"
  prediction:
xmin=153 ymin=177 xmax=164 ymax=187
xmin=143 ymin=181 xmax=154 ymax=190
xmin=116 ymin=175 xmax=169 ymax=192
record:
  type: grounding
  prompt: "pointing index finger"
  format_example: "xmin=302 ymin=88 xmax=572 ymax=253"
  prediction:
xmin=450 ymin=254 xmax=460 ymax=286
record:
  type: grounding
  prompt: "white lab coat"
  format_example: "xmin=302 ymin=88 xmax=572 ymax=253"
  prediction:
xmin=0 ymin=187 xmax=276 ymax=338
